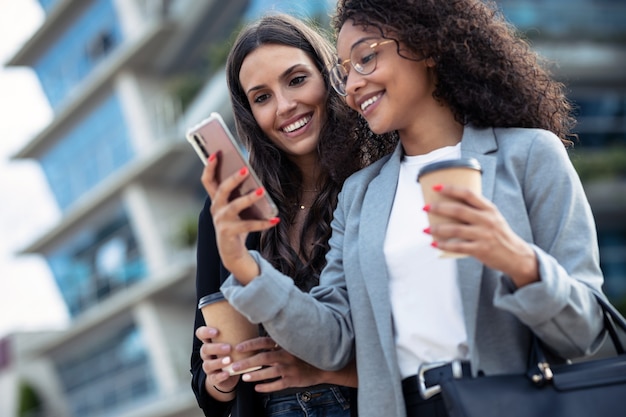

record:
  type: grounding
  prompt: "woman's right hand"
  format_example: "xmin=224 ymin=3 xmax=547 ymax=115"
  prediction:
xmin=230 ymin=337 xmax=358 ymax=392
xmin=196 ymin=325 xmax=241 ymax=399
xmin=200 ymin=154 xmax=279 ymax=283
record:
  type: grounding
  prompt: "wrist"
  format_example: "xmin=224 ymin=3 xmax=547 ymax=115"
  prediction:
xmin=509 ymin=248 xmax=539 ymax=288
xmin=231 ymin=253 xmax=261 ymax=285
xmin=206 ymin=376 xmax=239 ymax=400
xmin=213 ymin=384 xmax=237 ymax=394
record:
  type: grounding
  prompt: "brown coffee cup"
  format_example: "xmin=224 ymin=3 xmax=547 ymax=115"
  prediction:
xmin=198 ymin=291 xmax=262 ymax=375
xmin=417 ymin=157 xmax=483 ymax=258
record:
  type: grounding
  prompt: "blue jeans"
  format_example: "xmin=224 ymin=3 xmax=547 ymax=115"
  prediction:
xmin=262 ymin=385 xmax=351 ymax=417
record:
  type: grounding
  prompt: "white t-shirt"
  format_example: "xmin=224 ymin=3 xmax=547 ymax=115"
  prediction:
xmin=383 ymin=144 xmax=469 ymax=378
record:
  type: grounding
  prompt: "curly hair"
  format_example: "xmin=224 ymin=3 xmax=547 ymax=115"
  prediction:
xmin=333 ymin=0 xmax=576 ymax=146
xmin=226 ymin=13 xmax=397 ymax=291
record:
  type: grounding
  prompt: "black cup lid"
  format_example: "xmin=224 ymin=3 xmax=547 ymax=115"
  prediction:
xmin=198 ymin=291 xmax=226 ymax=309
xmin=417 ymin=157 xmax=482 ymax=182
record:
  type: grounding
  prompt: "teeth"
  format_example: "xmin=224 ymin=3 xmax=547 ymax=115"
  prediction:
xmin=361 ymin=95 xmax=380 ymax=112
xmin=283 ymin=116 xmax=311 ymax=133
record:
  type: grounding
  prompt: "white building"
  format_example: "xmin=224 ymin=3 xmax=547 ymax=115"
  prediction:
xmin=4 ymin=0 xmax=248 ymax=416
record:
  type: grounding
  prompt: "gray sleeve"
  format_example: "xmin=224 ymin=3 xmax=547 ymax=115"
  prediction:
xmin=221 ymin=243 xmax=355 ymax=370
xmin=494 ymin=131 xmax=605 ymax=357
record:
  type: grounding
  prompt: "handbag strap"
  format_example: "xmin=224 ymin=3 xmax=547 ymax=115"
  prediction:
xmin=528 ymin=291 xmax=626 ymax=384
xmin=594 ymin=294 xmax=626 ymax=354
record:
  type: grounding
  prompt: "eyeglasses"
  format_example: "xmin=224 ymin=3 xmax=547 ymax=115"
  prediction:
xmin=330 ymin=39 xmax=395 ymax=97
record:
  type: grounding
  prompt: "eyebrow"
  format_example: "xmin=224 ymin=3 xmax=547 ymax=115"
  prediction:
xmin=245 ymin=63 xmax=307 ymax=95
xmin=337 ymin=36 xmax=381 ymax=63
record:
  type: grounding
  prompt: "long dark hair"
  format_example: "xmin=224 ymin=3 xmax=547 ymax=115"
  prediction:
xmin=333 ymin=0 xmax=576 ymax=146
xmin=226 ymin=13 xmax=396 ymax=291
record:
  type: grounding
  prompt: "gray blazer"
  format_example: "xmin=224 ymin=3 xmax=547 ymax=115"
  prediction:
xmin=222 ymin=125 xmax=605 ymax=417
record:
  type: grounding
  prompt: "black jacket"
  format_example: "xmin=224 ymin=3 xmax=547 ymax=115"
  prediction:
xmin=190 ymin=197 xmax=357 ymax=417
xmin=190 ymin=197 xmax=264 ymax=416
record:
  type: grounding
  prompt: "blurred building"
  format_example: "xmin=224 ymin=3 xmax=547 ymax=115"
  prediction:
xmin=3 ymin=0 xmax=330 ymax=416
xmin=497 ymin=0 xmax=626 ymax=308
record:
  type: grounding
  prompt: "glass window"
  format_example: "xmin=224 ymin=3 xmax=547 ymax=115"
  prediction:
xmin=47 ymin=208 xmax=146 ymax=317
xmin=56 ymin=325 xmax=157 ymax=416
xmin=599 ymin=229 xmax=626 ymax=304
xmin=34 ymin=0 xmax=124 ymax=108
xmin=244 ymin=0 xmax=332 ymax=21
xmin=571 ymin=92 xmax=626 ymax=149
xmin=37 ymin=0 xmax=60 ymax=13
xmin=497 ymin=0 xmax=626 ymax=41
xmin=40 ymin=93 xmax=134 ymax=211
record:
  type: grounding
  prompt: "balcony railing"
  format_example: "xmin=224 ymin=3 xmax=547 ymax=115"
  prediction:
xmin=64 ymin=360 xmax=156 ymax=417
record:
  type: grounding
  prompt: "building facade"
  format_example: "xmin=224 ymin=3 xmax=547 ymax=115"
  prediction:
xmin=4 ymin=1 xmax=330 ymax=416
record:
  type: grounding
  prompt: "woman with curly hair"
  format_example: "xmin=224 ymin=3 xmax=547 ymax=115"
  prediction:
xmin=201 ymin=2 xmax=607 ymax=417
xmin=190 ymin=12 xmax=395 ymax=417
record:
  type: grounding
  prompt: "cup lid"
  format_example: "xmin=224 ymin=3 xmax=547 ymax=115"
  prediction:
xmin=198 ymin=291 xmax=226 ymax=309
xmin=417 ymin=157 xmax=482 ymax=181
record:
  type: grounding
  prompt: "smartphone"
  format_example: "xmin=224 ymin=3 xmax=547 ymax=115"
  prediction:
xmin=186 ymin=112 xmax=278 ymax=220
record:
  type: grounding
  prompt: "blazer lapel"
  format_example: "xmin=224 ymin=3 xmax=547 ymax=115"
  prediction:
xmin=458 ymin=125 xmax=498 ymax=351
xmin=359 ymin=144 xmax=403 ymax=368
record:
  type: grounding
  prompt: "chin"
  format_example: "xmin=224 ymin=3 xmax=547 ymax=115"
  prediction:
xmin=366 ymin=120 xmax=392 ymax=136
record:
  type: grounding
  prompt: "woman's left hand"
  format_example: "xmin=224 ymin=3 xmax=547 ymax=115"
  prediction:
xmin=228 ymin=337 xmax=334 ymax=393
xmin=200 ymin=154 xmax=279 ymax=284
xmin=425 ymin=184 xmax=539 ymax=287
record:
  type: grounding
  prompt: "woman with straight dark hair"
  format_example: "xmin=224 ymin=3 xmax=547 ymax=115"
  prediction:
xmin=190 ymin=12 xmax=396 ymax=417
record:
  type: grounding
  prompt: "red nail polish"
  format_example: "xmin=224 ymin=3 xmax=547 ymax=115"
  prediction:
xmin=431 ymin=241 xmax=438 ymax=248
xmin=269 ymin=217 xmax=280 ymax=225
xmin=255 ymin=187 xmax=264 ymax=196
xmin=423 ymin=204 xmax=431 ymax=212
xmin=239 ymin=167 xmax=248 ymax=176
xmin=423 ymin=227 xmax=431 ymax=234
xmin=433 ymin=184 xmax=443 ymax=191
xmin=208 ymin=153 xmax=217 ymax=162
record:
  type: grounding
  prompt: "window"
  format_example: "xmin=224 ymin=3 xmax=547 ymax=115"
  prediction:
xmin=48 ymin=208 xmax=146 ymax=317
xmin=572 ymin=92 xmax=626 ymax=149
xmin=56 ymin=325 xmax=157 ymax=416
xmin=40 ymin=93 xmax=134 ymax=211
xmin=497 ymin=0 xmax=626 ymax=41
xmin=34 ymin=0 xmax=123 ymax=108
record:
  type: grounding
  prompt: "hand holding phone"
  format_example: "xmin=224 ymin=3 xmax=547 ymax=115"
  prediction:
xmin=186 ymin=112 xmax=278 ymax=220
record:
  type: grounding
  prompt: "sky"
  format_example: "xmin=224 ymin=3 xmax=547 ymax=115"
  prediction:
xmin=0 ymin=0 xmax=69 ymax=339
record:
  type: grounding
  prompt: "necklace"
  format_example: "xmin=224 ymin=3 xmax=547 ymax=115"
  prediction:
xmin=297 ymin=189 xmax=318 ymax=210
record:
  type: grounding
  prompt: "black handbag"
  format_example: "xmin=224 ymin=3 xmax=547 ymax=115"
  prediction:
xmin=440 ymin=294 xmax=626 ymax=417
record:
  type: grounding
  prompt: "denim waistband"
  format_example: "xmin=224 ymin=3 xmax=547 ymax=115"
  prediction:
xmin=262 ymin=383 xmax=337 ymax=399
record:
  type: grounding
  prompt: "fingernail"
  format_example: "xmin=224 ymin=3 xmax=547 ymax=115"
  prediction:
xmin=423 ymin=227 xmax=431 ymax=234
xmin=431 ymin=241 xmax=438 ymax=248
xmin=221 ymin=356 xmax=231 ymax=365
xmin=423 ymin=204 xmax=431 ymax=212
xmin=239 ymin=167 xmax=248 ymax=176
xmin=208 ymin=153 xmax=217 ymax=162
xmin=269 ymin=217 xmax=280 ymax=225
xmin=242 ymin=373 xmax=251 ymax=381
xmin=433 ymin=184 xmax=443 ymax=191
xmin=255 ymin=187 xmax=264 ymax=196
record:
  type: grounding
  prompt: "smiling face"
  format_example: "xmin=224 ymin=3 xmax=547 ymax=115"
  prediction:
xmin=336 ymin=21 xmax=439 ymax=138
xmin=239 ymin=44 xmax=327 ymax=167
